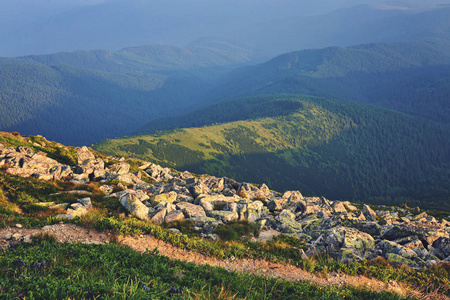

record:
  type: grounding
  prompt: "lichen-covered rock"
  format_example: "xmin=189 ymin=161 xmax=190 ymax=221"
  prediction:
xmin=106 ymin=162 xmax=130 ymax=175
xmin=432 ymin=237 xmax=450 ymax=259
xmin=176 ymin=202 xmax=206 ymax=218
xmin=382 ymin=224 xmax=438 ymax=242
xmin=77 ymin=146 xmax=95 ymax=165
xmin=78 ymin=197 xmax=92 ymax=209
xmin=195 ymin=194 xmax=240 ymax=206
xmin=246 ymin=201 xmax=264 ymax=222
xmin=207 ymin=210 xmax=239 ymax=222
xmin=331 ymin=201 xmax=347 ymax=214
xmin=115 ymin=172 xmax=145 ymax=185
xmin=322 ymin=227 xmax=375 ymax=257
xmin=198 ymin=198 xmax=214 ymax=211
xmin=189 ymin=217 xmax=223 ymax=233
xmin=282 ymin=190 xmax=302 ymax=200
xmin=340 ymin=247 xmax=364 ymax=263
xmin=188 ymin=181 xmax=211 ymax=198
xmin=99 ymin=185 xmax=114 ymax=195
xmin=145 ymin=164 xmax=173 ymax=181
xmin=267 ymin=200 xmax=283 ymax=212
xmin=67 ymin=203 xmax=88 ymax=217
xmin=165 ymin=210 xmax=185 ymax=223
xmin=75 ymin=158 xmax=105 ymax=179
xmin=387 ymin=253 xmax=418 ymax=268
xmin=362 ymin=205 xmax=377 ymax=221
xmin=276 ymin=210 xmax=302 ymax=233
xmin=50 ymin=165 xmax=73 ymax=180
xmin=259 ymin=183 xmax=271 ymax=197
xmin=16 ymin=146 xmax=34 ymax=156
xmin=150 ymin=208 xmax=167 ymax=224
xmin=120 ymin=191 xmax=150 ymax=220
xmin=152 ymin=191 xmax=178 ymax=204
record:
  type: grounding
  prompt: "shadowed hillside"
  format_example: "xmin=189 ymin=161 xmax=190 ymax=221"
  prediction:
xmin=94 ymin=95 xmax=450 ymax=210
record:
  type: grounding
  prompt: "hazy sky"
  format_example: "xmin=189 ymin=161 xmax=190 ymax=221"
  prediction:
xmin=1 ymin=0 xmax=449 ymax=57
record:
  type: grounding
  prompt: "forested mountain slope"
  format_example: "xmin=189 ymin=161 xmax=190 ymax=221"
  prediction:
xmin=0 ymin=42 xmax=252 ymax=146
xmin=209 ymin=39 xmax=450 ymax=123
xmin=94 ymin=95 xmax=450 ymax=210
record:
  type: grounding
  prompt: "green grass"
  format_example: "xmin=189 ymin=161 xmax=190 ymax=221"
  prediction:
xmin=67 ymin=214 xmax=450 ymax=297
xmin=0 ymin=234 xmax=405 ymax=300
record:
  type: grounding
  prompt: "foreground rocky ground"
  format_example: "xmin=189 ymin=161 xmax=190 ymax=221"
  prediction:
xmin=1 ymin=138 xmax=450 ymax=271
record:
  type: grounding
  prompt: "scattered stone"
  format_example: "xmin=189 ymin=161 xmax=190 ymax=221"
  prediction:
xmin=3 ymin=133 xmax=450 ymax=270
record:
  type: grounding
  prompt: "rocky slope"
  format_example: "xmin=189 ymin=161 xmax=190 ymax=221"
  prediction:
xmin=1 ymin=134 xmax=449 ymax=270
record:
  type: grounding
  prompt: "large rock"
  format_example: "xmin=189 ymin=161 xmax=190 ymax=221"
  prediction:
xmin=378 ymin=240 xmax=417 ymax=259
xmin=176 ymin=202 xmax=206 ymax=218
xmin=145 ymin=164 xmax=173 ymax=181
xmin=362 ymin=205 xmax=377 ymax=222
xmin=77 ymin=197 xmax=92 ymax=209
xmin=382 ymin=224 xmax=440 ymax=244
xmin=188 ymin=181 xmax=211 ymax=198
xmin=150 ymin=208 xmax=167 ymax=224
xmin=331 ymin=201 xmax=347 ymax=214
xmin=432 ymin=237 xmax=450 ymax=259
xmin=115 ymin=172 xmax=145 ymax=185
xmin=50 ymin=165 xmax=73 ymax=180
xmin=323 ymin=227 xmax=375 ymax=257
xmin=106 ymin=162 xmax=130 ymax=175
xmin=275 ymin=209 xmax=302 ymax=233
xmin=4 ymin=148 xmax=63 ymax=180
xmin=282 ymin=190 xmax=303 ymax=200
xmin=152 ymin=191 xmax=178 ymax=204
xmin=195 ymin=194 xmax=240 ymax=206
xmin=267 ymin=199 xmax=283 ymax=212
xmin=386 ymin=253 xmax=418 ymax=268
xmin=246 ymin=200 xmax=264 ymax=222
xmin=207 ymin=210 xmax=239 ymax=222
xmin=77 ymin=146 xmax=95 ymax=165
xmin=165 ymin=210 xmax=185 ymax=223
xmin=119 ymin=191 xmax=150 ymax=220
xmin=189 ymin=217 xmax=223 ymax=233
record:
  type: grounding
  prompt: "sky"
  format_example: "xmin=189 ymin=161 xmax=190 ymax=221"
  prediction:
xmin=0 ymin=0 xmax=449 ymax=57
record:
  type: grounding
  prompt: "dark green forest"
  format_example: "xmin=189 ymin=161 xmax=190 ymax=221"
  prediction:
xmin=95 ymin=95 xmax=450 ymax=211
xmin=207 ymin=39 xmax=450 ymax=124
xmin=1 ymin=39 xmax=450 ymax=146
xmin=0 ymin=43 xmax=252 ymax=145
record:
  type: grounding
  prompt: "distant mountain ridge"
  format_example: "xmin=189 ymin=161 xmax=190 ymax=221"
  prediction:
xmin=208 ymin=39 xmax=450 ymax=123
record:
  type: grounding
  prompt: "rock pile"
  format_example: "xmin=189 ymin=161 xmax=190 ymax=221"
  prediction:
xmin=1 ymin=142 xmax=450 ymax=269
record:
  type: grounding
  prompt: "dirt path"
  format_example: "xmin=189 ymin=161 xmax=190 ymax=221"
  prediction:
xmin=0 ymin=224 xmax=447 ymax=300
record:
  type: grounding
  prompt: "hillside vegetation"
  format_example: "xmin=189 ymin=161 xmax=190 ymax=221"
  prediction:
xmin=94 ymin=95 xmax=450 ymax=210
